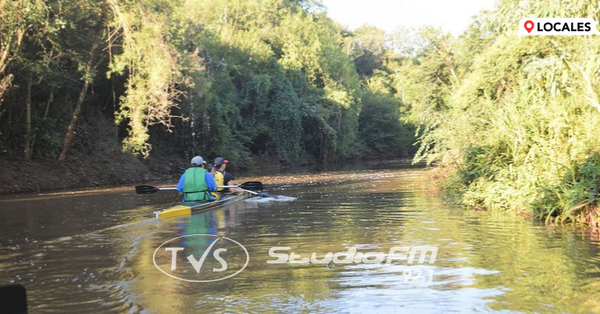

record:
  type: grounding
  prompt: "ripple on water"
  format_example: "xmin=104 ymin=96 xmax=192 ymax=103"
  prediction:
xmin=2 ymin=167 xmax=600 ymax=313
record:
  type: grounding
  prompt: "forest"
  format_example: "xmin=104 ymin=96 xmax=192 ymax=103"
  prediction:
xmin=0 ymin=0 xmax=415 ymax=167
xmin=2 ymin=0 xmax=600 ymax=227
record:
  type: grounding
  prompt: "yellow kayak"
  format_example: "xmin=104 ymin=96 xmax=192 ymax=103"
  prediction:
xmin=154 ymin=191 xmax=251 ymax=219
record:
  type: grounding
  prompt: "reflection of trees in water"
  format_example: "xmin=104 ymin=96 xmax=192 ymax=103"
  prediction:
xmin=122 ymin=169 xmax=600 ymax=312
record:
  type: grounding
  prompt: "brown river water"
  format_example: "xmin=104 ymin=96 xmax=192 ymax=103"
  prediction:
xmin=1 ymin=162 xmax=600 ymax=313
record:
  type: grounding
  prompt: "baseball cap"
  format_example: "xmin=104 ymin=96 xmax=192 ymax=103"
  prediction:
xmin=214 ymin=157 xmax=229 ymax=165
xmin=191 ymin=156 xmax=206 ymax=166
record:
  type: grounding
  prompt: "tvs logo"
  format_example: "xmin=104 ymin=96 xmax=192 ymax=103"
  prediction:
xmin=153 ymin=234 xmax=249 ymax=282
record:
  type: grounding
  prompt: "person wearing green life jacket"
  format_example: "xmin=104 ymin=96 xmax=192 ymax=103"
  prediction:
xmin=176 ymin=156 xmax=217 ymax=202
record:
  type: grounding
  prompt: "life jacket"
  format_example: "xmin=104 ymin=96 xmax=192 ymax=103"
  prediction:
xmin=211 ymin=171 xmax=224 ymax=200
xmin=183 ymin=167 xmax=210 ymax=201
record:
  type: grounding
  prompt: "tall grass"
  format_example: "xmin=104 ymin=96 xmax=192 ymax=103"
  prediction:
xmin=413 ymin=29 xmax=600 ymax=229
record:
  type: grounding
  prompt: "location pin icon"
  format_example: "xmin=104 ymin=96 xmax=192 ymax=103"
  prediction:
xmin=524 ymin=20 xmax=534 ymax=33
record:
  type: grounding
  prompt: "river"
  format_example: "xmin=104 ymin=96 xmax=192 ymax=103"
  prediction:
xmin=1 ymin=163 xmax=599 ymax=313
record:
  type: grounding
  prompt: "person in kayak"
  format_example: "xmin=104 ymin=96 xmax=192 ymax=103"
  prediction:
xmin=177 ymin=156 xmax=217 ymax=202
xmin=211 ymin=157 xmax=239 ymax=199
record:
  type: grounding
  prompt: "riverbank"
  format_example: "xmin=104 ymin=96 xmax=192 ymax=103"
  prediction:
xmin=0 ymin=153 xmax=187 ymax=194
xmin=423 ymin=164 xmax=600 ymax=234
xmin=0 ymin=153 xmax=415 ymax=195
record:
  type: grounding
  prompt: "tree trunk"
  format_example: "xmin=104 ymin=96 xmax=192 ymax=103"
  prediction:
xmin=57 ymin=44 xmax=99 ymax=162
xmin=0 ymin=21 xmax=24 ymax=106
xmin=43 ymin=89 xmax=53 ymax=119
xmin=24 ymin=72 xmax=32 ymax=160
xmin=0 ymin=19 xmax=25 ymax=75
xmin=30 ymin=90 xmax=53 ymax=154
xmin=0 ymin=74 xmax=12 ymax=107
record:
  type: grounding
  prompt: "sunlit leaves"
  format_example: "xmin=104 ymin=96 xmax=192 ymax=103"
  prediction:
xmin=408 ymin=0 xmax=600 ymax=225
xmin=109 ymin=0 xmax=186 ymax=157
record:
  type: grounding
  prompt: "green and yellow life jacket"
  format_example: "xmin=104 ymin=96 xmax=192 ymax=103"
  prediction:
xmin=183 ymin=167 xmax=210 ymax=201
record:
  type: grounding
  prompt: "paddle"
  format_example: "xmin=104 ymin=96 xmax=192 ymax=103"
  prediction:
xmin=221 ymin=186 xmax=258 ymax=195
xmin=231 ymin=181 xmax=263 ymax=191
xmin=135 ymin=185 xmax=178 ymax=194
xmin=219 ymin=187 xmax=279 ymax=198
xmin=135 ymin=181 xmax=263 ymax=195
xmin=219 ymin=181 xmax=263 ymax=195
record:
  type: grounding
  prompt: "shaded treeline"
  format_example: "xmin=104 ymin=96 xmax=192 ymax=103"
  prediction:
xmin=397 ymin=0 xmax=600 ymax=227
xmin=0 ymin=0 xmax=416 ymax=168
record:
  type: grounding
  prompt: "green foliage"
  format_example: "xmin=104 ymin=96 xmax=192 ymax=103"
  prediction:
xmin=268 ymin=77 xmax=302 ymax=163
xmin=31 ymin=115 xmax=63 ymax=159
xmin=358 ymin=72 xmax=416 ymax=157
xmin=0 ymin=0 xmax=415 ymax=169
xmin=359 ymin=92 xmax=413 ymax=157
xmin=349 ymin=26 xmax=417 ymax=158
xmin=534 ymin=155 xmax=600 ymax=224
xmin=109 ymin=0 xmax=187 ymax=157
xmin=404 ymin=0 xmax=600 ymax=226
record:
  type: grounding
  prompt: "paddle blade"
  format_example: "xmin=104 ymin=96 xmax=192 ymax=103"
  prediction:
xmin=257 ymin=191 xmax=278 ymax=198
xmin=239 ymin=181 xmax=263 ymax=191
xmin=135 ymin=185 xmax=160 ymax=194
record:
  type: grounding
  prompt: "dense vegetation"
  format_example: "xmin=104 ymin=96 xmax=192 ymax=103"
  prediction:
xmin=2 ymin=0 xmax=599 ymax=227
xmin=400 ymin=0 xmax=600 ymax=228
xmin=0 ymin=0 xmax=415 ymax=168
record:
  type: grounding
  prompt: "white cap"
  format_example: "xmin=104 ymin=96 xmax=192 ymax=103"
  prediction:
xmin=191 ymin=156 xmax=206 ymax=166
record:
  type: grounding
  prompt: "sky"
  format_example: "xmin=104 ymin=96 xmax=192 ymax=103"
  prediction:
xmin=320 ymin=0 xmax=498 ymax=36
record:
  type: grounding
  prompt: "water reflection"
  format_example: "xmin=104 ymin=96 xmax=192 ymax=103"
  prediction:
xmin=0 ymin=167 xmax=600 ymax=313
